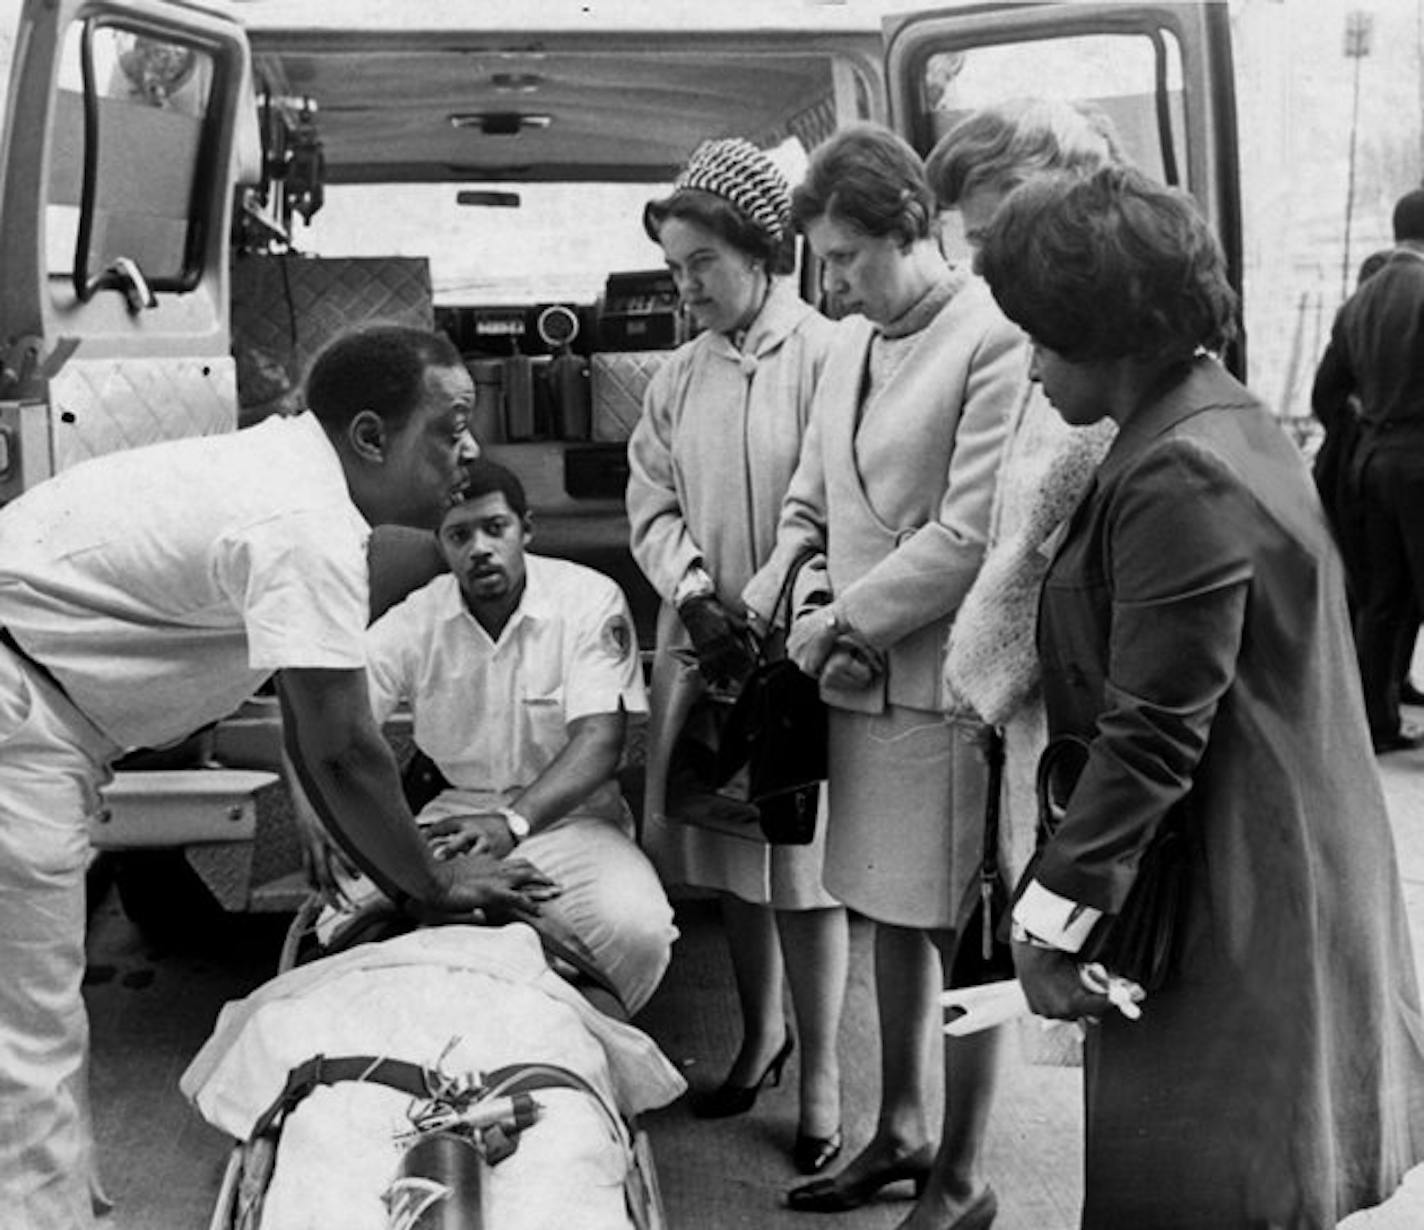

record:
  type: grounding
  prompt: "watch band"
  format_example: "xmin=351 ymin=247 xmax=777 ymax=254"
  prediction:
xmin=498 ymin=806 xmax=531 ymax=844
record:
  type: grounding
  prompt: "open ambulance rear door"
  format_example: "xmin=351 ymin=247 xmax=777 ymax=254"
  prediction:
xmin=882 ymin=1 xmax=1244 ymax=373
xmin=0 ymin=0 xmax=254 ymax=505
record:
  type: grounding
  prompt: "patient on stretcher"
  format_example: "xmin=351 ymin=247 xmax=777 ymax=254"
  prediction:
xmin=182 ymin=923 xmax=684 ymax=1230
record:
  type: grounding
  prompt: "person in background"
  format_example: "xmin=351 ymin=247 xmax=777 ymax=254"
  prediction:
xmin=927 ymin=97 xmax=1120 ymax=894
xmin=325 ymin=459 xmax=676 ymax=1014
xmin=627 ymin=137 xmax=850 ymax=1174
xmin=748 ymin=123 xmax=1026 ymax=1230
xmin=1312 ymin=242 xmax=1424 ymax=722
xmin=1311 ymin=188 xmax=1424 ymax=752
xmin=0 ymin=324 xmax=556 ymax=1230
xmin=981 ymin=164 xmax=1424 ymax=1229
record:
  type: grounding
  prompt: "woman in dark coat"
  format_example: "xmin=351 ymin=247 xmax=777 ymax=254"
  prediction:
xmin=978 ymin=165 xmax=1424 ymax=1228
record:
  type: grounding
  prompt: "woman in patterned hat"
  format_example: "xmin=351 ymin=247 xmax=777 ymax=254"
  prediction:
xmin=627 ymin=137 xmax=850 ymax=1174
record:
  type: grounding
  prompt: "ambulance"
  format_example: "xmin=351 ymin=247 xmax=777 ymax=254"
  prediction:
xmin=0 ymin=0 xmax=1239 ymax=926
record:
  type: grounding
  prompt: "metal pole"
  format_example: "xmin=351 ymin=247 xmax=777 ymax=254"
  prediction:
xmin=1343 ymin=50 xmax=1364 ymax=301
xmin=1342 ymin=10 xmax=1375 ymax=300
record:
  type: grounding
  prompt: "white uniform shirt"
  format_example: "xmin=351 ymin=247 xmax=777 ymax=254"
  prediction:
xmin=365 ymin=555 xmax=647 ymax=823
xmin=0 ymin=413 xmax=370 ymax=748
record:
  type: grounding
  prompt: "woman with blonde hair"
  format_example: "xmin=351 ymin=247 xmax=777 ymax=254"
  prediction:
xmin=927 ymin=98 xmax=1121 ymax=887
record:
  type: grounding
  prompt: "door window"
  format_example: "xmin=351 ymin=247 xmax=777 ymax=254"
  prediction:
xmin=920 ymin=31 xmax=1186 ymax=262
xmin=46 ymin=20 xmax=218 ymax=300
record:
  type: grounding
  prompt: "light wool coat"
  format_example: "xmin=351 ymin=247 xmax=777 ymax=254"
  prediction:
xmin=627 ymin=278 xmax=838 ymax=610
xmin=626 ymin=279 xmax=843 ymax=907
xmin=744 ymin=270 xmax=1026 ymax=715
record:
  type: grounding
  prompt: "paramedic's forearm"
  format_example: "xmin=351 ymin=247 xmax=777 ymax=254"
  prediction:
xmin=512 ymin=710 xmax=625 ymax=833
xmin=308 ymin=723 xmax=448 ymax=903
xmin=281 ymin=668 xmax=448 ymax=906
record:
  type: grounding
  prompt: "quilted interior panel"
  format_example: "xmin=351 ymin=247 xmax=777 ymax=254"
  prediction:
xmin=49 ymin=356 xmax=237 ymax=474
xmin=231 ymin=255 xmax=434 ymax=423
xmin=590 ymin=350 xmax=670 ymax=443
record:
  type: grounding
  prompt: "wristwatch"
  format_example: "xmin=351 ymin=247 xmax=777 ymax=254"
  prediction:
xmin=498 ymin=807 xmax=532 ymax=845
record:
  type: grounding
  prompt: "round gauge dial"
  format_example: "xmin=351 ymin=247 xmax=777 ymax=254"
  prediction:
xmin=536 ymin=304 xmax=580 ymax=349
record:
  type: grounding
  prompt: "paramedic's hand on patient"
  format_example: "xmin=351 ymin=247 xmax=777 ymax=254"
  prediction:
xmin=435 ymin=850 xmax=559 ymax=918
xmin=426 ymin=813 xmax=516 ymax=861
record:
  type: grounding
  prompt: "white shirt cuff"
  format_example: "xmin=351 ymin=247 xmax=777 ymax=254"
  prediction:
xmin=1012 ymin=878 xmax=1103 ymax=953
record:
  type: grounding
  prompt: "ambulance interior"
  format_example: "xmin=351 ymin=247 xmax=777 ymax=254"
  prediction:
xmin=44 ymin=1 xmax=1232 ymax=932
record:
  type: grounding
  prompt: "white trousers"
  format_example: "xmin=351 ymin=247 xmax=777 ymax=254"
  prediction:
xmin=0 ymin=644 xmax=119 ymax=1230
xmin=330 ymin=788 xmax=677 ymax=1015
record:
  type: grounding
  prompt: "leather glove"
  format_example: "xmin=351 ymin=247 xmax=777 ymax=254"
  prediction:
xmin=677 ymin=593 xmax=756 ymax=687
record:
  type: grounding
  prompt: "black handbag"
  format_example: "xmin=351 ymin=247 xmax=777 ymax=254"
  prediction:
xmin=1033 ymin=734 xmax=1188 ymax=992
xmin=712 ymin=551 xmax=828 ymax=845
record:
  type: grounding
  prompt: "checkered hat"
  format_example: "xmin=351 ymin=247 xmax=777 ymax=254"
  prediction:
xmin=674 ymin=138 xmax=792 ymax=244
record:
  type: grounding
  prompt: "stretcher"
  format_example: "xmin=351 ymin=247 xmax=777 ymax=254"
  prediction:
xmin=186 ymin=907 xmax=682 ymax=1230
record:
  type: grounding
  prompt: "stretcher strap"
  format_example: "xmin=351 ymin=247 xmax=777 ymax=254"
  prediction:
xmin=251 ymin=1054 xmax=434 ymax=1138
xmin=250 ymin=1054 xmax=625 ymax=1147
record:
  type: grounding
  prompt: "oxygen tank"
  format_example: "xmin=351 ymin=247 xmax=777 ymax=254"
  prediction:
xmin=386 ymin=1131 xmax=486 ymax=1230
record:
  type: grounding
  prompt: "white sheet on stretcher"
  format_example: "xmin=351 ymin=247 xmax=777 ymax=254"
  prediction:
xmin=181 ymin=923 xmax=686 ymax=1230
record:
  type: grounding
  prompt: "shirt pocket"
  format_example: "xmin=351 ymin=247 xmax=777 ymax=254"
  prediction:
xmin=520 ymin=683 xmax=567 ymax=754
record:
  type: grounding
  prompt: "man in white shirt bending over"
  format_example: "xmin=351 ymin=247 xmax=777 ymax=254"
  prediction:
xmin=352 ymin=458 xmax=676 ymax=1014
xmin=0 ymin=325 xmax=557 ymax=1230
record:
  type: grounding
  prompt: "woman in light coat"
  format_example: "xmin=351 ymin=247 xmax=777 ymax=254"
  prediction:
xmin=627 ymin=138 xmax=849 ymax=1174
xmin=929 ymin=99 xmax=1121 ymax=887
xmin=747 ymin=124 xmax=1027 ymax=1230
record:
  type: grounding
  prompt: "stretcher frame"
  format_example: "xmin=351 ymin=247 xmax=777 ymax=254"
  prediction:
xmin=204 ymin=893 xmax=668 ymax=1230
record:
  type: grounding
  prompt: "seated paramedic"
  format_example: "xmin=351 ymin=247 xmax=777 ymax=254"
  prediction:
xmin=0 ymin=324 xmax=557 ymax=1230
xmin=336 ymin=458 xmax=677 ymax=1014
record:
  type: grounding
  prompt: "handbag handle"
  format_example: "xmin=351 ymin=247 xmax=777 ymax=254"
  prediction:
xmin=1035 ymin=734 xmax=1091 ymax=843
xmin=764 ymin=546 xmax=822 ymax=649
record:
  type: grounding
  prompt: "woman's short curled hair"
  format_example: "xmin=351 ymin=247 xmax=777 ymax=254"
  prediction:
xmin=977 ymin=165 xmax=1238 ymax=364
xmin=791 ymin=122 xmax=935 ymax=245
xmin=643 ymin=188 xmax=795 ymax=275
xmin=926 ymin=97 xmax=1125 ymax=207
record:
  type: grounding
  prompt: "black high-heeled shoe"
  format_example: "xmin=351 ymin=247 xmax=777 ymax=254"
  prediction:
xmin=786 ymin=1143 xmax=935 ymax=1213
xmin=689 ymin=1036 xmax=794 ymax=1119
xmin=793 ymin=1125 xmax=843 ymax=1175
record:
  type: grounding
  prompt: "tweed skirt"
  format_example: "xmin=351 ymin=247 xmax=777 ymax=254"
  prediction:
xmin=823 ymin=705 xmax=991 ymax=930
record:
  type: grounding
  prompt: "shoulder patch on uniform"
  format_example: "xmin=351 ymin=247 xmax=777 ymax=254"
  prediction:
xmin=600 ymin=613 xmax=634 ymax=662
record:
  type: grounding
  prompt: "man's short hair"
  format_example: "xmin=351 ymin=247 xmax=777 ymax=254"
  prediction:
xmin=450 ymin=457 xmax=528 ymax=520
xmin=1393 ymin=188 xmax=1424 ymax=243
xmin=305 ymin=325 xmax=462 ymax=432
